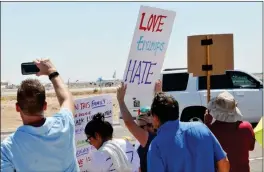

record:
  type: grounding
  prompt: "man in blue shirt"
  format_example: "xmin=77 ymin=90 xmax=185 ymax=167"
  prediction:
xmin=1 ymin=59 xmax=79 ymax=172
xmin=147 ymin=92 xmax=230 ymax=172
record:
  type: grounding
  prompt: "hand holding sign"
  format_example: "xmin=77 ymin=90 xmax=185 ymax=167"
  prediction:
xmin=117 ymin=82 xmax=127 ymax=103
xmin=123 ymin=6 xmax=176 ymax=109
xmin=154 ymin=79 xmax=162 ymax=94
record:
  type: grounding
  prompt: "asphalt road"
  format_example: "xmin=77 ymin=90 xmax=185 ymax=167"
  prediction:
xmin=1 ymin=120 xmax=263 ymax=171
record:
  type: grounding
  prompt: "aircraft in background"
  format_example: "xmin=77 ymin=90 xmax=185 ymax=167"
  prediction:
xmin=96 ymin=71 xmax=120 ymax=87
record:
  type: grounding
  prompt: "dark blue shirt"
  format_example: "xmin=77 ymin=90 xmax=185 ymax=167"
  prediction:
xmin=147 ymin=120 xmax=226 ymax=172
xmin=137 ymin=132 xmax=156 ymax=172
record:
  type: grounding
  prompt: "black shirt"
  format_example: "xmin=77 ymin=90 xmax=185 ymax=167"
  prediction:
xmin=137 ymin=132 xmax=156 ymax=172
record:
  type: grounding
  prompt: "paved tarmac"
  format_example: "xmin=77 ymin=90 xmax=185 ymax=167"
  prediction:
xmin=1 ymin=120 xmax=263 ymax=171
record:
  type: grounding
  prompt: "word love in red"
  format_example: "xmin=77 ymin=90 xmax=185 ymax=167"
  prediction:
xmin=139 ymin=12 xmax=167 ymax=32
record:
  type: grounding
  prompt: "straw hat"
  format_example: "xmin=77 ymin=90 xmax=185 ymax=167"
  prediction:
xmin=207 ymin=91 xmax=243 ymax=123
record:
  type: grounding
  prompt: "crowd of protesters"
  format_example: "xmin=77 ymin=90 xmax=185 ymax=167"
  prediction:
xmin=1 ymin=59 xmax=256 ymax=172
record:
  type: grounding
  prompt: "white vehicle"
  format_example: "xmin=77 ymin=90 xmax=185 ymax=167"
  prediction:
xmin=126 ymin=68 xmax=263 ymax=124
xmin=160 ymin=68 xmax=263 ymax=123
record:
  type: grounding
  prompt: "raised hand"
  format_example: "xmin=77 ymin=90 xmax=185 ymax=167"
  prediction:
xmin=117 ymin=82 xmax=127 ymax=103
xmin=33 ymin=58 xmax=57 ymax=76
xmin=154 ymin=79 xmax=162 ymax=94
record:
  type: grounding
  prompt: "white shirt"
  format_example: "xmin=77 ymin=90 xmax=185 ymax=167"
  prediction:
xmin=86 ymin=139 xmax=140 ymax=172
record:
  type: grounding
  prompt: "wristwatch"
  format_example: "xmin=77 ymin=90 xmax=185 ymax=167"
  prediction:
xmin=49 ymin=71 xmax=59 ymax=80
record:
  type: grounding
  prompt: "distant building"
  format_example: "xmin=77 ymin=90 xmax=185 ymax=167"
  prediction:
xmin=1 ymin=80 xmax=9 ymax=89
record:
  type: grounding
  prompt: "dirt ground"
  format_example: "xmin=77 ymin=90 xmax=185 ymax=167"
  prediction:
xmin=1 ymin=92 xmax=120 ymax=132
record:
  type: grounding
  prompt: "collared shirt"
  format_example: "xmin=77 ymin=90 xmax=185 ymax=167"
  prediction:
xmin=208 ymin=120 xmax=255 ymax=172
xmin=1 ymin=108 xmax=79 ymax=172
xmin=147 ymin=120 xmax=226 ymax=172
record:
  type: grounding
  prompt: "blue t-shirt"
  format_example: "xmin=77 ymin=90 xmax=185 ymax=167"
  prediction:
xmin=1 ymin=108 xmax=79 ymax=172
xmin=147 ymin=120 xmax=226 ymax=172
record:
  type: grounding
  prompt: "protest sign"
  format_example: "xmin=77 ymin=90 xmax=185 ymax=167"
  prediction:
xmin=187 ymin=33 xmax=234 ymax=77
xmin=74 ymin=94 xmax=113 ymax=171
xmin=187 ymin=33 xmax=234 ymax=102
xmin=123 ymin=6 xmax=176 ymax=110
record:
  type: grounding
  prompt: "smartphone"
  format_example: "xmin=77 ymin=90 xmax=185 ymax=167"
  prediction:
xmin=21 ymin=62 xmax=40 ymax=75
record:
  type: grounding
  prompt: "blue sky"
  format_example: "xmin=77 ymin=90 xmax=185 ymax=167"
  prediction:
xmin=1 ymin=2 xmax=262 ymax=84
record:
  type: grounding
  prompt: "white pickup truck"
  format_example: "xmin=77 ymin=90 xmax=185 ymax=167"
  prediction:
xmin=160 ymin=68 xmax=263 ymax=123
xmin=125 ymin=68 xmax=263 ymax=124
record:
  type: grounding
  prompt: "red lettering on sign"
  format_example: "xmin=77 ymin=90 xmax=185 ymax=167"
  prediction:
xmin=139 ymin=12 xmax=167 ymax=32
xmin=156 ymin=15 xmax=167 ymax=32
xmin=80 ymin=102 xmax=90 ymax=110
xmin=75 ymin=104 xmax=79 ymax=110
xmin=78 ymin=159 xmax=84 ymax=168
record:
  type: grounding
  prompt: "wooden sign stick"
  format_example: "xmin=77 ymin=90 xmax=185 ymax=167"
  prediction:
xmin=206 ymin=36 xmax=211 ymax=103
xmin=201 ymin=36 xmax=213 ymax=103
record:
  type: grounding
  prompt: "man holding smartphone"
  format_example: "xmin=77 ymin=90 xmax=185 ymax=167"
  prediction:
xmin=1 ymin=59 xmax=79 ymax=172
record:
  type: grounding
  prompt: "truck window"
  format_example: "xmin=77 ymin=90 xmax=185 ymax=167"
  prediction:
xmin=227 ymin=71 xmax=258 ymax=88
xmin=198 ymin=74 xmax=233 ymax=90
xmin=162 ymin=73 xmax=189 ymax=91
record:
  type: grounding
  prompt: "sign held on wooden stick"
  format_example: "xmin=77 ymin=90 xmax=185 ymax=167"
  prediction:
xmin=187 ymin=33 xmax=234 ymax=77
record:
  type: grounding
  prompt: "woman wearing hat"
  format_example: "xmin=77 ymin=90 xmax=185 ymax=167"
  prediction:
xmin=205 ymin=91 xmax=255 ymax=172
xmin=117 ymin=80 xmax=161 ymax=172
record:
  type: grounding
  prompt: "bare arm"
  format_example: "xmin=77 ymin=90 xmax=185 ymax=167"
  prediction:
xmin=216 ymin=157 xmax=230 ymax=172
xmin=50 ymin=75 xmax=74 ymax=113
xmin=118 ymin=100 xmax=149 ymax=147
xmin=117 ymin=80 xmax=162 ymax=147
xmin=34 ymin=59 xmax=74 ymax=114
xmin=246 ymin=122 xmax=256 ymax=151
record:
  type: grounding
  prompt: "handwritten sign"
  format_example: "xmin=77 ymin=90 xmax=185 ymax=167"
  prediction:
xmin=123 ymin=6 xmax=176 ymax=110
xmin=74 ymin=94 xmax=113 ymax=171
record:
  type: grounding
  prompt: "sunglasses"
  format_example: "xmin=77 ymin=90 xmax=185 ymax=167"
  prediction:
xmin=140 ymin=123 xmax=153 ymax=129
xmin=85 ymin=136 xmax=92 ymax=143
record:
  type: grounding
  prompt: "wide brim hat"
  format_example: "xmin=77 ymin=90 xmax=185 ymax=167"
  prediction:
xmin=207 ymin=91 xmax=243 ymax=123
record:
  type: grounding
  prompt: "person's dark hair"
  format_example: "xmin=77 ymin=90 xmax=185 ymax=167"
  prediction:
xmin=17 ymin=79 xmax=46 ymax=114
xmin=151 ymin=92 xmax=179 ymax=124
xmin=85 ymin=113 xmax=113 ymax=140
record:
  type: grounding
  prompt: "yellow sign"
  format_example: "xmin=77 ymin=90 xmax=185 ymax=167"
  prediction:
xmin=254 ymin=117 xmax=263 ymax=147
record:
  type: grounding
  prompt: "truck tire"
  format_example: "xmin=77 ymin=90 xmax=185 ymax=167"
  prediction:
xmin=180 ymin=106 xmax=206 ymax=123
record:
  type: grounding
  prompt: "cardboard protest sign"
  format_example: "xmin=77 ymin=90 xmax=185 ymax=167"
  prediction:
xmin=74 ymin=94 xmax=112 ymax=171
xmin=123 ymin=5 xmax=176 ymax=109
xmin=187 ymin=33 xmax=234 ymax=77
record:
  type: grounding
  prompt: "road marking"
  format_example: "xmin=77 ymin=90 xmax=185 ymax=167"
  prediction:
xmin=249 ymin=157 xmax=263 ymax=161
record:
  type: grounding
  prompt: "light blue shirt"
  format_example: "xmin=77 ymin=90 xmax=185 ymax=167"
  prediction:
xmin=148 ymin=120 xmax=226 ymax=172
xmin=1 ymin=108 xmax=79 ymax=172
